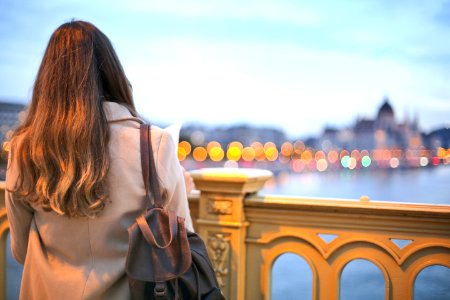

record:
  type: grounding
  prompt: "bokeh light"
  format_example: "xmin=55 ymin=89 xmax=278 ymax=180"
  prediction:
xmin=224 ymin=160 xmax=239 ymax=168
xmin=389 ymin=157 xmax=399 ymax=168
xmin=192 ymin=146 xmax=207 ymax=162
xmin=348 ymin=157 xmax=357 ymax=170
xmin=209 ymin=146 xmax=225 ymax=162
xmin=340 ymin=150 xmax=349 ymax=160
xmin=227 ymin=146 xmax=242 ymax=161
xmin=307 ymin=160 xmax=317 ymax=171
xmin=265 ymin=146 xmax=279 ymax=161
xmin=350 ymin=150 xmax=360 ymax=160
xmin=228 ymin=141 xmax=244 ymax=150
xmin=242 ymin=147 xmax=256 ymax=162
xmin=420 ymin=157 xmax=429 ymax=167
xmin=372 ymin=149 xmax=382 ymax=161
xmin=251 ymin=142 xmax=266 ymax=161
xmin=382 ymin=149 xmax=391 ymax=160
xmin=293 ymin=140 xmax=305 ymax=158
xmin=432 ymin=157 xmax=440 ymax=166
xmin=177 ymin=147 xmax=187 ymax=161
xmin=281 ymin=142 xmax=293 ymax=157
xmin=264 ymin=142 xmax=276 ymax=151
xmin=315 ymin=150 xmax=326 ymax=161
xmin=327 ymin=150 xmax=339 ymax=163
xmin=301 ymin=149 xmax=313 ymax=163
xmin=316 ymin=158 xmax=328 ymax=172
xmin=190 ymin=130 xmax=205 ymax=146
xmin=178 ymin=140 xmax=191 ymax=156
xmin=341 ymin=155 xmax=350 ymax=168
xmin=361 ymin=156 xmax=371 ymax=167
xmin=207 ymin=141 xmax=222 ymax=154
xmin=291 ymin=159 xmax=305 ymax=173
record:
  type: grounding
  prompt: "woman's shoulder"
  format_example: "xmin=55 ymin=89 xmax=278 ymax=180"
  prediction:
xmin=150 ymin=124 xmax=163 ymax=135
xmin=150 ymin=125 xmax=176 ymax=152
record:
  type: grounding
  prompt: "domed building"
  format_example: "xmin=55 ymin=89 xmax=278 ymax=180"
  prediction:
xmin=318 ymin=97 xmax=423 ymax=151
xmin=377 ymin=98 xmax=396 ymax=130
xmin=356 ymin=97 xmax=421 ymax=149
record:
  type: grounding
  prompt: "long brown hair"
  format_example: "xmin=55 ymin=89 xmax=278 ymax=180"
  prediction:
xmin=10 ymin=20 xmax=136 ymax=217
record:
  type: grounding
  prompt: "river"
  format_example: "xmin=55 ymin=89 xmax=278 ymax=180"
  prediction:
xmin=261 ymin=165 xmax=450 ymax=205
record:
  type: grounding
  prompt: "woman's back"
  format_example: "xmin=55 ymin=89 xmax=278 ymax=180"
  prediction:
xmin=7 ymin=102 xmax=193 ymax=299
xmin=5 ymin=21 xmax=193 ymax=299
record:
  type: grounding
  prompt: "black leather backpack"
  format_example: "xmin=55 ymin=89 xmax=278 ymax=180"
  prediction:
xmin=125 ymin=124 xmax=225 ymax=300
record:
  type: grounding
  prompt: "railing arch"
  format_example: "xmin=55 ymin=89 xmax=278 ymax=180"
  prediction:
xmin=334 ymin=253 xmax=392 ymax=300
xmin=408 ymin=256 xmax=450 ymax=298
xmin=339 ymin=258 xmax=388 ymax=300
xmin=262 ymin=240 xmax=319 ymax=300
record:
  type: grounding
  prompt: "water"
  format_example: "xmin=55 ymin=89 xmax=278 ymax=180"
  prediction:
xmin=6 ymin=166 xmax=450 ymax=299
xmin=262 ymin=165 xmax=450 ymax=204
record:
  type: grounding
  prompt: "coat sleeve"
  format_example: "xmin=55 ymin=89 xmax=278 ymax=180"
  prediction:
xmin=154 ymin=129 xmax=194 ymax=232
xmin=5 ymin=150 xmax=34 ymax=264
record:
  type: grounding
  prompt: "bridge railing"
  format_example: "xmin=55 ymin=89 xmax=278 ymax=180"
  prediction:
xmin=189 ymin=168 xmax=450 ymax=300
xmin=1 ymin=169 xmax=450 ymax=300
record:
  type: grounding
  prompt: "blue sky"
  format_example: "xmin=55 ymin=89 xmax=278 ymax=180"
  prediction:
xmin=1 ymin=0 xmax=449 ymax=138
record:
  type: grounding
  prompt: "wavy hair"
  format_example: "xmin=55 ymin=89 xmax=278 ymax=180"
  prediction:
xmin=9 ymin=20 xmax=136 ymax=217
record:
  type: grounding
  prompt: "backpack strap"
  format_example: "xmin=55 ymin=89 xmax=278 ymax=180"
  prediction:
xmin=140 ymin=124 xmax=165 ymax=208
xmin=136 ymin=208 xmax=178 ymax=249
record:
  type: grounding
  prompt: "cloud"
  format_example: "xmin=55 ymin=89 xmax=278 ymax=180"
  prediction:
xmin=124 ymin=38 xmax=446 ymax=137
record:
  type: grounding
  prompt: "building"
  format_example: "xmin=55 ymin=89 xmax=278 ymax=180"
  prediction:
xmin=181 ymin=123 xmax=287 ymax=147
xmin=316 ymin=97 xmax=423 ymax=151
xmin=425 ymin=127 xmax=450 ymax=149
xmin=0 ymin=101 xmax=26 ymax=145
xmin=0 ymin=101 xmax=26 ymax=179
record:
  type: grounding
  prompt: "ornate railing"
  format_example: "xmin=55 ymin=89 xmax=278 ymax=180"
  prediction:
xmin=1 ymin=169 xmax=450 ymax=299
xmin=189 ymin=168 xmax=450 ymax=300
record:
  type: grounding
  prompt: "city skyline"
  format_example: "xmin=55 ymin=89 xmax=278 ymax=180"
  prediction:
xmin=179 ymin=97 xmax=444 ymax=141
xmin=1 ymin=0 xmax=449 ymax=138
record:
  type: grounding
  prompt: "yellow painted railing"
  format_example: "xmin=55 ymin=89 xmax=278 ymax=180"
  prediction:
xmin=189 ymin=168 xmax=450 ymax=300
xmin=2 ymin=169 xmax=450 ymax=300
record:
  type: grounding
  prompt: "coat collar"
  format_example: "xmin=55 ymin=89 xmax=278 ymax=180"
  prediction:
xmin=103 ymin=101 xmax=142 ymax=123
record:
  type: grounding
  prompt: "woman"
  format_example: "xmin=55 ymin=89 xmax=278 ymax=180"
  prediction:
xmin=6 ymin=20 xmax=194 ymax=299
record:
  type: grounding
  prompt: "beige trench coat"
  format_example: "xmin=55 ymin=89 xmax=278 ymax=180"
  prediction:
xmin=5 ymin=101 xmax=194 ymax=300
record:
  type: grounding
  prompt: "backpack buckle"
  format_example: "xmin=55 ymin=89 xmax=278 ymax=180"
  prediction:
xmin=154 ymin=282 xmax=166 ymax=298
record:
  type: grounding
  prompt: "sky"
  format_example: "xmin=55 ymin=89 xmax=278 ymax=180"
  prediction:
xmin=1 ymin=0 xmax=450 ymax=139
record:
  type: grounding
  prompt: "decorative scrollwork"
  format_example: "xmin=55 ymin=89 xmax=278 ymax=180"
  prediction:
xmin=207 ymin=232 xmax=231 ymax=289
xmin=207 ymin=199 xmax=233 ymax=215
